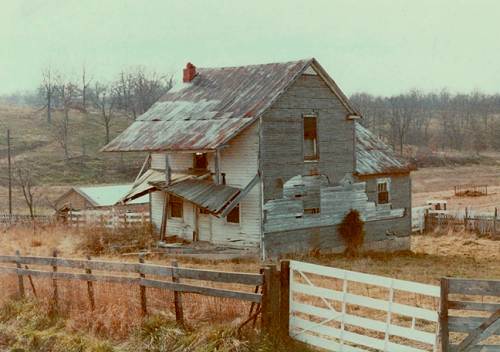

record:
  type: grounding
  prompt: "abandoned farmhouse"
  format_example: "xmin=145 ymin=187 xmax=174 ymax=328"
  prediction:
xmin=103 ymin=58 xmax=411 ymax=258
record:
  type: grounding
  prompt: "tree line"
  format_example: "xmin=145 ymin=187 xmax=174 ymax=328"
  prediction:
xmin=350 ymin=90 xmax=500 ymax=154
xmin=1 ymin=66 xmax=173 ymax=159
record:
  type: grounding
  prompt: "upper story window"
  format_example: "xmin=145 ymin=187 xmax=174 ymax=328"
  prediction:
xmin=303 ymin=114 xmax=318 ymax=161
xmin=377 ymin=178 xmax=390 ymax=204
xmin=193 ymin=152 xmax=208 ymax=170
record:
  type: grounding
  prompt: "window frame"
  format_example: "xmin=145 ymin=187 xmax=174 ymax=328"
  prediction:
xmin=226 ymin=204 xmax=240 ymax=225
xmin=193 ymin=152 xmax=208 ymax=170
xmin=168 ymin=194 xmax=184 ymax=219
xmin=376 ymin=178 xmax=391 ymax=205
xmin=303 ymin=114 xmax=319 ymax=162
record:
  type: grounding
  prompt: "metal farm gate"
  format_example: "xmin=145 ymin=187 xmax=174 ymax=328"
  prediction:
xmin=288 ymin=260 xmax=441 ymax=352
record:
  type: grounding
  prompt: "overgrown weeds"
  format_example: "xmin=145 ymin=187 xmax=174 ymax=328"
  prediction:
xmin=78 ymin=224 xmax=157 ymax=255
xmin=0 ymin=299 xmax=312 ymax=352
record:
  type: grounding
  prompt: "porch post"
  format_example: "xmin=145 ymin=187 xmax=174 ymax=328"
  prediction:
xmin=214 ymin=148 xmax=221 ymax=184
xmin=160 ymin=153 xmax=171 ymax=242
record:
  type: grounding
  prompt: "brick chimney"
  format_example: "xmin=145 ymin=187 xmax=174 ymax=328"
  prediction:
xmin=183 ymin=62 xmax=196 ymax=82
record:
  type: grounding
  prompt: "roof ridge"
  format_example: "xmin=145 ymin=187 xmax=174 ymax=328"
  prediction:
xmin=196 ymin=58 xmax=314 ymax=71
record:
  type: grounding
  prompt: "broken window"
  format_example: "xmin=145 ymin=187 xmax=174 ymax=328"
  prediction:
xmin=227 ymin=204 xmax=240 ymax=224
xmin=304 ymin=207 xmax=320 ymax=215
xmin=303 ymin=115 xmax=318 ymax=161
xmin=193 ymin=153 xmax=208 ymax=170
xmin=377 ymin=179 xmax=390 ymax=204
xmin=168 ymin=195 xmax=183 ymax=218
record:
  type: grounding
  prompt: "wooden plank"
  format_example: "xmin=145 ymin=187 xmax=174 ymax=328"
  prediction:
xmin=290 ymin=260 xmax=440 ymax=297
xmin=172 ymin=260 xmax=184 ymax=325
xmin=0 ymin=267 xmax=262 ymax=303
xmin=15 ymin=250 xmax=24 ymax=298
xmin=449 ymin=301 xmax=500 ymax=313
xmin=456 ymin=310 xmax=500 ymax=351
xmin=280 ymin=260 xmax=290 ymax=338
xmin=85 ymin=256 xmax=95 ymax=311
xmin=292 ymin=329 xmax=367 ymax=352
xmin=448 ymin=316 xmax=500 ymax=333
xmin=448 ymin=278 xmax=500 ymax=296
xmin=0 ymin=255 xmax=263 ymax=285
xmin=291 ymin=316 xmax=428 ymax=352
xmin=448 ymin=345 xmax=500 ymax=352
xmin=440 ymin=278 xmax=450 ymax=351
xmin=139 ymin=254 xmax=147 ymax=316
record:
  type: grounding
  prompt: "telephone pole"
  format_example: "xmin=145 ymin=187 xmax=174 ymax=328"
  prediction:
xmin=7 ymin=129 xmax=12 ymax=217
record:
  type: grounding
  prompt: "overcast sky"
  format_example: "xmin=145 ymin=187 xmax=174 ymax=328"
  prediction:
xmin=1 ymin=0 xmax=499 ymax=95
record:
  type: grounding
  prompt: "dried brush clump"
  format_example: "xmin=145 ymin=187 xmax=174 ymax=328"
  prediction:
xmin=338 ymin=209 xmax=365 ymax=257
xmin=78 ymin=224 xmax=158 ymax=255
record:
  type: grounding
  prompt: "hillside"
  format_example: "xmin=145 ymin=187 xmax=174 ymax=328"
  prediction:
xmin=0 ymin=104 xmax=144 ymax=213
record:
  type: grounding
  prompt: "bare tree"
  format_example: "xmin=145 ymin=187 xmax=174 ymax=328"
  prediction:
xmin=51 ymin=80 xmax=79 ymax=161
xmin=39 ymin=67 xmax=57 ymax=124
xmin=81 ymin=65 xmax=92 ymax=111
xmin=92 ymin=82 xmax=117 ymax=144
xmin=13 ymin=163 xmax=37 ymax=219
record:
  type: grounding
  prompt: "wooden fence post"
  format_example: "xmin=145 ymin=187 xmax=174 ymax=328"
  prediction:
xmin=25 ymin=265 xmax=37 ymax=297
xmin=261 ymin=265 xmax=279 ymax=333
xmin=171 ymin=260 xmax=184 ymax=326
xmin=86 ymin=256 xmax=95 ymax=311
xmin=52 ymin=249 xmax=58 ymax=309
xmin=494 ymin=208 xmax=498 ymax=238
xmin=139 ymin=254 xmax=147 ymax=316
xmin=439 ymin=278 xmax=449 ymax=352
xmin=280 ymin=260 xmax=290 ymax=339
xmin=15 ymin=250 xmax=24 ymax=298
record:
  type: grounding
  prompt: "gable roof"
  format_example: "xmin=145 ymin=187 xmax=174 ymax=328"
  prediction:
xmin=103 ymin=58 xmax=360 ymax=152
xmin=64 ymin=184 xmax=149 ymax=207
xmin=355 ymin=122 xmax=411 ymax=176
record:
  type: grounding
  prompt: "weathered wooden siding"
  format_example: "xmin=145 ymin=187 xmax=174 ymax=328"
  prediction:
xmin=149 ymin=123 xmax=261 ymax=246
xmin=357 ymin=173 xmax=412 ymax=239
xmin=210 ymin=122 xmax=261 ymax=246
xmin=55 ymin=190 xmax=93 ymax=210
xmin=151 ymin=153 xmax=196 ymax=171
xmin=261 ymin=72 xmax=355 ymax=202
xmin=262 ymin=174 xmax=412 ymax=257
xmin=263 ymin=216 xmax=411 ymax=258
xmin=150 ymin=190 xmax=164 ymax=230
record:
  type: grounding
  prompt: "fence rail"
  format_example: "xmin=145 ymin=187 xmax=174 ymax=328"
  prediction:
xmin=0 ymin=214 xmax=54 ymax=225
xmin=440 ymin=277 xmax=500 ymax=351
xmin=454 ymin=184 xmax=488 ymax=197
xmin=0 ymin=253 xmax=265 ymax=325
xmin=68 ymin=209 xmax=150 ymax=228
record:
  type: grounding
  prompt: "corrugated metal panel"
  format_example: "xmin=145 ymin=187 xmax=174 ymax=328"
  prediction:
xmin=103 ymin=59 xmax=315 ymax=152
xmin=355 ymin=122 xmax=410 ymax=175
xmin=75 ymin=184 xmax=149 ymax=206
xmin=161 ymin=180 xmax=241 ymax=214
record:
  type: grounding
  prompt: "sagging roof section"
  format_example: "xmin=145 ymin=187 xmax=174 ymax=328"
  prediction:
xmin=355 ymin=122 xmax=411 ymax=176
xmin=103 ymin=58 xmax=360 ymax=152
xmin=71 ymin=184 xmax=149 ymax=207
xmin=158 ymin=179 xmax=241 ymax=214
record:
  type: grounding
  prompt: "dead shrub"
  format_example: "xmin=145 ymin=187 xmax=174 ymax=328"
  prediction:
xmin=78 ymin=224 xmax=158 ymax=255
xmin=338 ymin=209 xmax=365 ymax=257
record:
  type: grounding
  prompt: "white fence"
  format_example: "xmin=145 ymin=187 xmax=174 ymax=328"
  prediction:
xmin=412 ymin=206 xmax=430 ymax=233
xmin=68 ymin=209 xmax=150 ymax=229
xmin=289 ymin=260 xmax=440 ymax=352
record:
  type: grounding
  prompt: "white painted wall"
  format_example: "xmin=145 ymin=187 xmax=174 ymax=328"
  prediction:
xmin=149 ymin=122 xmax=261 ymax=247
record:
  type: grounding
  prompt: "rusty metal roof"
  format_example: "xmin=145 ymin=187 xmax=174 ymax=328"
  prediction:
xmin=103 ymin=58 xmax=359 ymax=152
xmin=159 ymin=179 xmax=241 ymax=214
xmin=355 ymin=122 xmax=411 ymax=176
